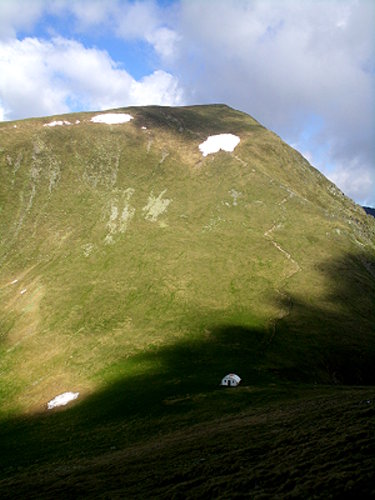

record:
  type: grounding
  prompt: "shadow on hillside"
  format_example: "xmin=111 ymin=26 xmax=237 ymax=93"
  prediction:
xmin=128 ymin=104 xmax=262 ymax=137
xmin=0 ymin=251 xmax=374 ymax=472
xmin=273 ymin=251 xmax=375 ymax=384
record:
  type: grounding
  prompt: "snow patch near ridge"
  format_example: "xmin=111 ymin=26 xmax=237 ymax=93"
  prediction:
xmin=91 ymin=113 xmax=133 ymax=124
xmin=43 ymin=120 xmax=72 ymax=127
xmin=47 ymin=392 xmax=79 ymax=409
xmin=199 ymin=134 xmax=240 ymax=157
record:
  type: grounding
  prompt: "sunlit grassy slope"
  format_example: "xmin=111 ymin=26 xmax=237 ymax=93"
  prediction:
xmin=0 ymin=104 xmax=374 ymax=414
xmin=0 ymin=104 xmax=374 ymax=496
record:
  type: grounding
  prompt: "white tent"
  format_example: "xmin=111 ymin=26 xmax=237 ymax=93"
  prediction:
xmin=221 ymin=373 xmax=241 ymax=387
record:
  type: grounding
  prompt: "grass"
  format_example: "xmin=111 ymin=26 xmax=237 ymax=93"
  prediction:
xmin=0 ymin=384 xmax=374 ymax=498
xmin=0 ymin=104 xmax=374 ymax=496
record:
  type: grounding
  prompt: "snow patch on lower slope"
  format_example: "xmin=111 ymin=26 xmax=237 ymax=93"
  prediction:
xmin=47 ymin=392 xmax=79 ymax=409
xmin=199 ymin=134 xmax=240 ymax=157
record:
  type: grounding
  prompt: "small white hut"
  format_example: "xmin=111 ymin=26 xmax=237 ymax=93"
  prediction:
xmin=221 ymin=373 xmax=241 ymax=387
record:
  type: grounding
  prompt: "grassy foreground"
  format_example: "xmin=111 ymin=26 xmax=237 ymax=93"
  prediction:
xmin=0 ymin=384 xmax=374 ymax=498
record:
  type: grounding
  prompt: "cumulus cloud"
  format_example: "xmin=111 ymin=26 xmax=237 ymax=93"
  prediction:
xmin=112 ymin=1 xmax=180 ymax=61
xmin=59 ymin=0 xmax=115 ymax=29
xmin=0 ymin=36 xmax=183 ymax=121
xmin=130 ymin=69 xmax=183 ymax=105
xmin=0 ymin=0 xmax=44 ymax=39
xmin=146 ymin=27 xmax=180 ymax=61
xmin=50 ymin=0 xmax=180 ymax=61
xmin=114 ymin=0 xmax=160 ymax=38
xmin=329 ymin=160 xmax=375 ymax=208
xmin=1 ymin=0 xmax=180 ymax=61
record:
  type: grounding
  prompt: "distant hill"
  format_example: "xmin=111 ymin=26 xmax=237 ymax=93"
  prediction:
xmin=363 ymin=206 xmax=375 ymax=217
xmin=0 ymin=104 xmax=374 ymax=497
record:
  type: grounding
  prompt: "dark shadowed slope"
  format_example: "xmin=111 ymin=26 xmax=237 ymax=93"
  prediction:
xmin=363 ymin=206 xmax=375 ymax=218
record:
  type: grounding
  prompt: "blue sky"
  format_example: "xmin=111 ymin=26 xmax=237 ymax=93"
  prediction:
xmin=0 ymin=0 xmax=374 ymax=206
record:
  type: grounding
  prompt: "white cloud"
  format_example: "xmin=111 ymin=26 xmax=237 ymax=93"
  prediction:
xmin=146 ymin=27 xmax=180 ymax=61
xmin=113 ymin=1 xmax=180 ymax=61
xmin=0 ymin=0 xmax=180 ymax=61
xmin=61 ymin=0 xmax=115 ymax=29
xmin=0 ymin=37 xmax=70 ymax=118
xmin=130 ymin=69 xmax=183 ymax=105
xmin=328 ymin=160 xmax=375 ymax=207
xmin=0 ymin=36 xmax=183 ymax=121
xmin=0 ymin=0 xmax=44 ymax=40
xmin=114 ymin=0 xmax=160 ymax=39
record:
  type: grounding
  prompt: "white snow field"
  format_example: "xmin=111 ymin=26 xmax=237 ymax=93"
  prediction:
xmin=90 ymin=113 xmax=134 ymax=124
xmin=47 ymin=392 xmax=79 ymax=409
xmin=199 ymin=134 xmax=240 ymax=157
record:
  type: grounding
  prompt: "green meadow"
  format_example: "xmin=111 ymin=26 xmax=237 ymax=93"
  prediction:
xmin=0 ymin=105 xmax=374 ymax=496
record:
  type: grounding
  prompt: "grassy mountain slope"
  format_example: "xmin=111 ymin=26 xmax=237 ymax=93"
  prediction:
xmin=0 ymin=104 xmax=374 ymax=496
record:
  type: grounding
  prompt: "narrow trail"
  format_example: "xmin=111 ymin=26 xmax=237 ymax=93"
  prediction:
xmin=232 ymin=153 xmax=301 ymax=345
xmin=264 ymin=222 xmax=301 ymax=279
xmin=263 ymin=193 xmax=301 ymax=345
xmin=233 ymin=155 xmax=248 ymax=168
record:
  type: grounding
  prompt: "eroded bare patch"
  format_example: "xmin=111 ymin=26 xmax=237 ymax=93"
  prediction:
xmin=142 ymin=190 xmax=171 ymax=222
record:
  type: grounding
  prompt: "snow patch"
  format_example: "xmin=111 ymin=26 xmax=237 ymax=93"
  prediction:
xmin=199 ymin=134 xmax=240 ymax=157
xmin=20 ymin=288 xmax=27 ymax=295
xmin=91 ymin=113 xmax=134 ymax=125
xmin=47 ymin=392 xmax=79 ymax=409
xmin=11 ymin=279 xmax=18 ymax=284
xmin=43 ymin=120 xmax=72 ymax=127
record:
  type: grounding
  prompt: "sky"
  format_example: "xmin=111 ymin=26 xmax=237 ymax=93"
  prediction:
xmin=0 ymin=0 xmax=374 ymax=207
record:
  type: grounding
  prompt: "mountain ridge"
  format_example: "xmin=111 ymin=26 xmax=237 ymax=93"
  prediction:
xmin=364 ymin=206 xmax=375 ymax=217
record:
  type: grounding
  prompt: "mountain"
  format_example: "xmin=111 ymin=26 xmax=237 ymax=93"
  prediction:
xmin=0 ymin=104 xmax=374 ymax=497
xmin=364 ymin=206 xmax=375 ymax=218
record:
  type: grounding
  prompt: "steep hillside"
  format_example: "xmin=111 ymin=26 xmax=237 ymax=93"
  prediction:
xmin=1 ymin=104 xmax=374 ymax=414
xmin=0 ymin=105 xmax=374 ymax=495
